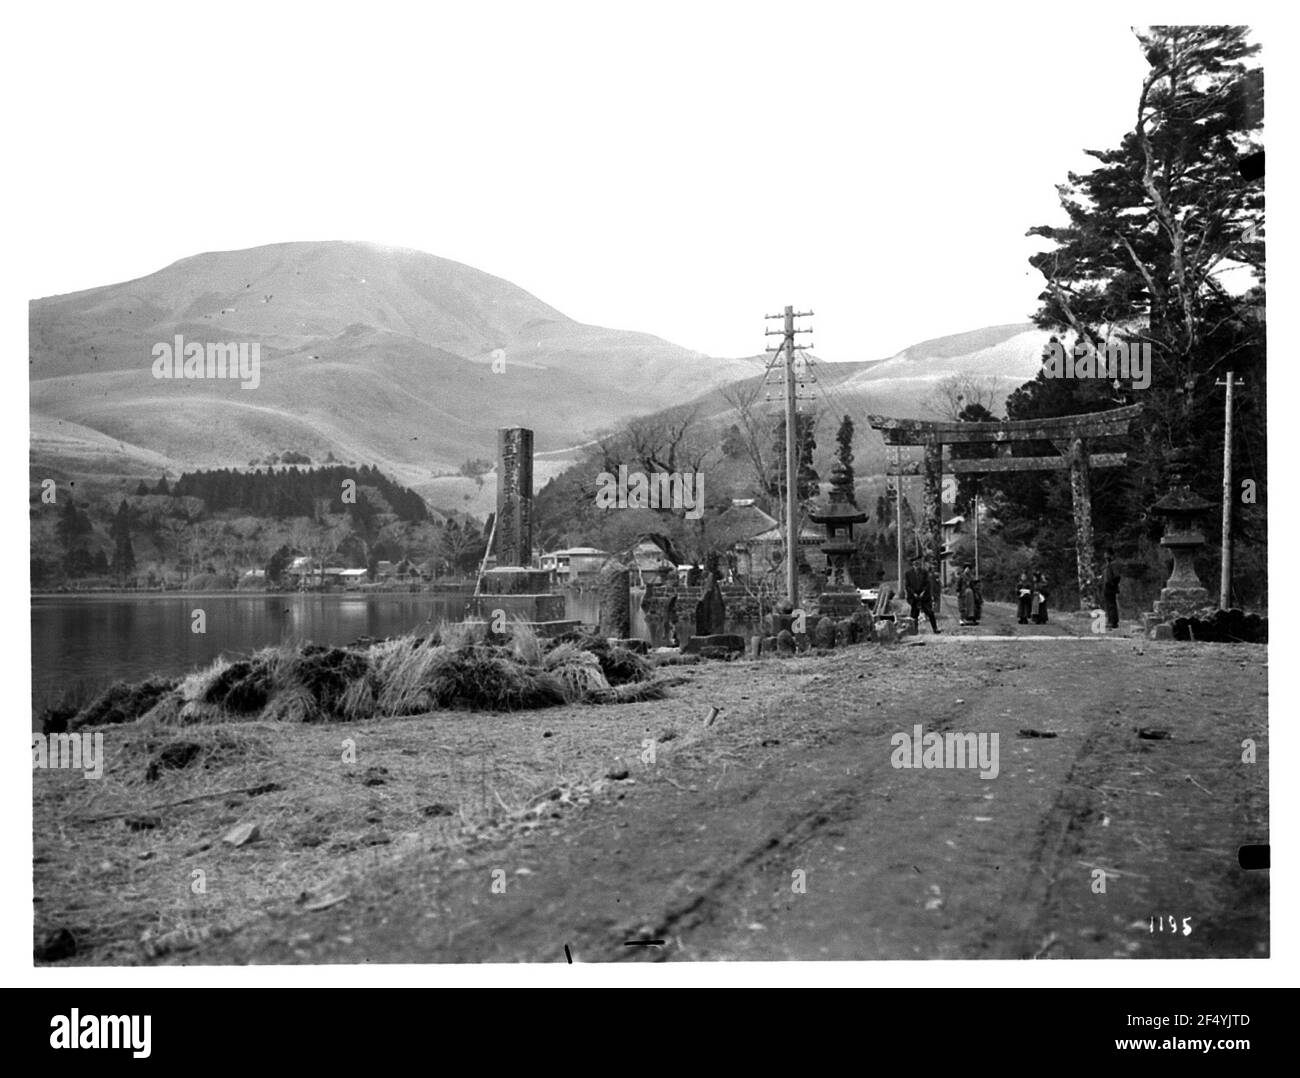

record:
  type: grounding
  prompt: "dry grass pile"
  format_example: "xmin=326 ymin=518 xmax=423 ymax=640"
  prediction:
xmin=544 ymin=630 xmax=653 ymax=686
xmin=543 ymin=642 xmax=611 ymax=703
xmin=425 ymin=646 xmax=565 ymax=712
xmin=62 ymin=623 xmax=669 ymax=732
xmin=64 ymin=677 xmax=178 ymax=733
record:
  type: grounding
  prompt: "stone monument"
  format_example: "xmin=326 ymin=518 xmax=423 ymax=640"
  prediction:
xmin=496 ymin=427 xmax=533 ymax=567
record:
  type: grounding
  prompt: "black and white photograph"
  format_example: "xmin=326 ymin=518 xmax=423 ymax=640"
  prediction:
xmin=8 ymin=1 xmax=1293 ymax=999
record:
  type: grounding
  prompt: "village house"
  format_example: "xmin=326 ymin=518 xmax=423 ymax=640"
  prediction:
xmin=538 ymin=547 xmax=609 ymax=583
xmin=711 ymin=498 xmax=824 ymax=580
xmin=338 ymin=567 xmax=369 ymax=590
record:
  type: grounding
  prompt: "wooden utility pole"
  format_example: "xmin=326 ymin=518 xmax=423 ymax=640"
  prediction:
xmin=765 ymin=306 xmax=814 ymax=607
xmin=1216 ymin=372 xmax=1237 ymax=609
xmin=894 ymin=447 xmax=903 ymax=589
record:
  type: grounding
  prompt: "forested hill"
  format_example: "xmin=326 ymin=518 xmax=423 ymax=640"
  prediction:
xmin=168 ymin=465 xmax=431 ymax=522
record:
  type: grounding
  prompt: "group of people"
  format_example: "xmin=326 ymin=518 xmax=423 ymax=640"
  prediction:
xmin=1015 ymin=570 xmax=1051 ymax=625
xmin=898 ymin=549 xmax=1124 ymax=633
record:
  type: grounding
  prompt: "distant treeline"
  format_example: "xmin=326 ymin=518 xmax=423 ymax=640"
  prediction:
xmin=168 ymin=465 xmax=430 ymax=522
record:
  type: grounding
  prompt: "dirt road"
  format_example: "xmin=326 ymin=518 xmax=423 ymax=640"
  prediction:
xmin=185 ymin=604 xmax=1268 ymax=964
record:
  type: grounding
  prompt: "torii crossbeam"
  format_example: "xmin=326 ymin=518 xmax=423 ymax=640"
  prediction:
xmin=869 ymin=405 xmax=1143 ymax=609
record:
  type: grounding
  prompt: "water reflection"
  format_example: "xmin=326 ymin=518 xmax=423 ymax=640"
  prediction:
xmin=31 ymin=593 xmax=475 ymax=718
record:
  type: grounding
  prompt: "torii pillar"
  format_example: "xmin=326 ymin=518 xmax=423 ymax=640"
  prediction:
xmin=1059 ymin=435 xmax=1096 ymax=609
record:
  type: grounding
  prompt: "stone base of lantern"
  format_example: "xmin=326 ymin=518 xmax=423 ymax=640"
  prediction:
xmin=1152 ymin=585 xmax=1211 ymax=621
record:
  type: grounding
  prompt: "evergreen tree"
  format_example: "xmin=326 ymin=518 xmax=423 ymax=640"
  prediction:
xmin=111 ymin=500 xmax=136 ymax=583
xmin=266 ymin=544 xmax=293 ymax=585
xmin=834 ymin=415 xmax=857 ymax=506
xmin=766 ymin=413 xmax=820 ymax=506
xmin=996 ymin=26 xmax=1264 ymax=602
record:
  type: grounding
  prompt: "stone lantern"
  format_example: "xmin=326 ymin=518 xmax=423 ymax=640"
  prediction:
xmin=810 ymin=461 xmax=868 ymax=617
xmin=1148 ymin=448 xmax=1213 ymax=625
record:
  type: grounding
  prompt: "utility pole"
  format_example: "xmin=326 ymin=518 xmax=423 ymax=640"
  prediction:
xmin=893 ymin=447 xmax=904 ymax=589
xmin=1216 ymin=372 xmax=1238 ymax=609
xmin=765 ymin=305 xmax=814 ymax=607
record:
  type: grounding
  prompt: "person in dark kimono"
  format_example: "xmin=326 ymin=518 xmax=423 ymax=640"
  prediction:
xmin=957 ymin=564 xmax=976 ymax=626
xmin=1016 ymin=571 xmax=1032 ymax=624
xmin=1031 ymin=571 xmax=1050 ymax=625
xmin=971 ymin=572 xmax=983 ymax=625
xmin=1101 ymin=548 xmax=1121 ymax=631
xmin=904 ymin=555 xmax=940 ymax=634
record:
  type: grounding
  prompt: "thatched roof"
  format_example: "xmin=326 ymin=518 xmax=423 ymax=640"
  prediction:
xmin=712 ymin=500 xmax=780 ymax=548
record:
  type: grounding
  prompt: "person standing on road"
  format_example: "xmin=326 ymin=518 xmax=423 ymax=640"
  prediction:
xmin=957 ymin=564 xmax=976 ymax=626
xmin=1031 ymin=571 xmax=1050 ymax=625
xmin=1101 ymin=548 xmax=1122 ymax=631
xmin=904 ymin=554 xmax=941 ymax=634
xmin=1016 ymin=570 xmax=1032 ymax=625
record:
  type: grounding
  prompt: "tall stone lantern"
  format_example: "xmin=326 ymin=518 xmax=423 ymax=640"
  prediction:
xmin=1149 ymin=448 xmax=1213 ymax=623
xmin=810 ymin=461 xmax=868 ymax=617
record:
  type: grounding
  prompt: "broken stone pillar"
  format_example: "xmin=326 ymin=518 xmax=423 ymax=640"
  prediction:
xmin=496 ymin=427 xmax=533 ymax=567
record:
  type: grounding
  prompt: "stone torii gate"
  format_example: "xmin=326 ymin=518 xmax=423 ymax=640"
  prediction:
xmin=869 ymin=404 xmax=1142 ymax=609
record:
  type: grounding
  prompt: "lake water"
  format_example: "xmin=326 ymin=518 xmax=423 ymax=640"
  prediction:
xmin=30 ymin=592 xmax=477 ymax=719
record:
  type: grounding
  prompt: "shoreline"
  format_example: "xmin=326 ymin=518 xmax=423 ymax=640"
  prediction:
xmin=31 ymin=587 xmax=478 ymax=601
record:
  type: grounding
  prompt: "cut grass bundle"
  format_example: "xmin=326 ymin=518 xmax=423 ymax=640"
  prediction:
xmin=203 ymin=660 xmax=274 ymax=715
xmin=600 ymin=646 xmax=651 ymax=686
xmin=507 ymin=618 xmax=545 ymax=667
xmin=427 ymin=646 xmax=564 ymax=712
xmin=543 ymin=631 xmax=651 ymax=686
xmin=65 ymin=677 xmax=178 ymax=732
xmin=374 ymin=639 xmax=453 ymax=717
xmin=542 ymin=642 xmax=611 ymax=703
xmin=261 ymin=685 xmax=325 ymax=724
xmin=276 ymin=646 xmax=369 ymax=716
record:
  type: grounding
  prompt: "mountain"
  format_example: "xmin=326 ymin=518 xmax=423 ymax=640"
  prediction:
xmin=672 ymin=322 xmax=1055 ymax=484
xmin=30 ymin=241 xmax=1052 ymax=518
xmin=29 ymin=241 xmax=762 ymax=514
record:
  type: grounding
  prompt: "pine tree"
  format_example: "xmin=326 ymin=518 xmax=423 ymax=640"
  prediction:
xmin=998 ymin=25 xmax=1264 ymax=601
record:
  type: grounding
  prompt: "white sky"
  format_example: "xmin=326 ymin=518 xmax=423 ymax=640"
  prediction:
xmin=12 ymin=2 xmax=1258 ymax=361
